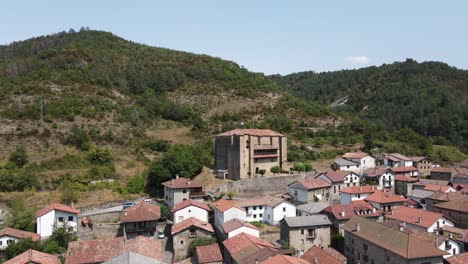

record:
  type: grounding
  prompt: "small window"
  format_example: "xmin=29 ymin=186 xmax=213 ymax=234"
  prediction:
xmin=0 ymin=241 xmax=2 ymax=245
xmin=253 ymin=214 xmax=257 ymax=218
xmin=268 ymin=215 xmax=270 ymax=219
xmin=259 ymin=214 xmax=263 ymax=218
xmin=180 ymin=240 xmax=184 ymax=245
xmin=253 ymin=206 xmax=257 ymax=210
xmin=58 ymin=217 xmax=64 ymax=222
xmin=259 ymin=206 xmax=263 ymax=210
xmin=301 ymin=229 xmax=304 ymax=235
xmin=387 ymin=256 xmax=390 ymax=261
xmin=7 ymin=239 xmax=14 ymax=245
xmin=183 ymin=189 xmax=187 ymax=193
xmin=189 ymin=228 xmax=196 ymax=237
xmin=363 ymin=244 xmax=368 ymax=250
xmin=283 ymin=207 xmax=286 ymax=212
xmin=352 ymin=238 xmax=354 ymax=244
xmin=68 ymin=216 xmax=74 ymax=221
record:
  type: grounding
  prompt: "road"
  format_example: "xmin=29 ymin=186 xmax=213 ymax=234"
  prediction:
xmin=80 ymin=205 xmax=123 ymax=217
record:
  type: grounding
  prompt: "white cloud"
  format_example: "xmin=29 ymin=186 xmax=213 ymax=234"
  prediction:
xmin=345 ymin=56 xmax=371 ymax=64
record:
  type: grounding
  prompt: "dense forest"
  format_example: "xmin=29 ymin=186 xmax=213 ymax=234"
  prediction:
xmin=272 ymin=60 xmax=468 ymax=152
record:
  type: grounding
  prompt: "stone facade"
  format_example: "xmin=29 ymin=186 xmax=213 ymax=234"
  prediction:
xmin=214 ymin=129 xmax=287 ymax=180
xmin=173 ymin=228 xmax=214 ymax=261
xmin=280 ymin=222 xmax=331 ymax=256
xmin=431 ymin=206 xmax=468 ymax=229
xmin=123 ymin=220 xmax=157 ymax=240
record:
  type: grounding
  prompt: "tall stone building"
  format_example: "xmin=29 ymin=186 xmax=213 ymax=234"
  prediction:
xmin=214 ymin=129 xmax=287 ymax=180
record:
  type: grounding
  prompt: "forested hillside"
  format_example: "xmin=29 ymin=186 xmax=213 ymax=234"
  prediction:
xmin=272 ymin=60 xmax=468 ymax=152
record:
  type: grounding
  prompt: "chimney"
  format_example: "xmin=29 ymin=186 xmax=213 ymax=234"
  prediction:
xmin=172 ymin=178 xmax=174 ymax=185
xmin=417 ymin=217 xmax=422 ymax=224
xmin=356 ymin=223 xmax=360 ymax=232
xmin=255 ymin=258 xmax=259 ymax=264
xmin=187 ymin=180 xmax=191 ymax=185
xmin=340 ymin=211 xmax=345 ymax=217
xmin=313 ymin=257 xmax=318 ymax=264
xmin=176 ymin=174 xmax=179 ymax=179
xmin=360 ymin=186 xmax=363 ymax=191
xmin=372 ymin=207 xmax=376 ymax=213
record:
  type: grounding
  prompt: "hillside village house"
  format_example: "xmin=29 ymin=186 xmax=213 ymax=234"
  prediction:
xmin=214 ymin=129 xmax=287 ymax=180
xmin=323 ymin=202 xmax=381 ymax=235
xmin=234 ymin=196 xmax=296 ymax=225
xmin=221 ymin=218 xmax=259 ymax=239
xmin=430 ymin=167 xmax=454 ymax=181
xmin=364 ymin=189 xmax=407 ymax=213
xmin=171 ymin=199 xmax=210 ymax=224
xmin=280 ymin=215 xmax=332 ymax=256
xmin=0 ymin=227 xmax=40 ymax=250
xmin=394 ymin=175 xmax=419 ymax=195
xmin=339 ymin=185 xmax=377 ymax=205
xmin=332 ymin=152 xmax=375 ymax=173
xmin=222 ymin=233 xmax=281 ymax=264
xmin=4 ymin=249 xmax=61 ymax=264
xmin=120 ymin=202 xmax=160 ymax=239
xmin=406 ymin=189 xmax=434 ymax=210
xmin=375 ymin=170 xmax=395 ymax=190
xmin=331 ymin=158 xmax=361 ymax=172
xmin=212 ymin=198 xmax=246 ymax=233
xmin=316 ymin=171 xmax=360 ymax=201
xmin=343 ymin=217 xmax=446 ymax=264
xmin=431 ymin=194 xmax=468 ymax=229
xmin=36 ymin=203 xmax=80 ymax=238
xmin=195 ymin=243 xmax=224 ymax=264
xmin=410 ymin=156 xmax=432 ymax=176
xmin=387 ymin=206 xmax=454 ymax=232
xmin=288 ymin=179 xmax=331 ymax=204
xmin=162 ymin=176 xmax=204 ymax=209
xmin=296 ymin=202 xmax=329 ymax=217
xmin=390 ymin=166 xmax=419 ymax=177
xmin=301 ymin=245 xmax=347 ymax=264
xmin=171 ymin=217 xmax=215 ymax=261
xmin=413 ymin=179 xmax=450 ymax=191
xmin=383 ymin=153 xmax=413 ymax=167
xmin=439 ymin=226 xmax=468 ymax=252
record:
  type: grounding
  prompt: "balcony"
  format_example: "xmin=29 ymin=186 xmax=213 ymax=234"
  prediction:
xmin=189 ymin=191 xmax=205 ymax=198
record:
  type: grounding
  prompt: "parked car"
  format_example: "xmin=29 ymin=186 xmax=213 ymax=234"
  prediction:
xmin=144 ymin=198 xmax=154 ymax=203
xmin=158 ymin=230 xmax=165 ymax=239
xmin=123 ymin=201 xmax=135 ymax=209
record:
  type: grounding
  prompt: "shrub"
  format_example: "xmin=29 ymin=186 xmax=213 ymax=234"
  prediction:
xmin=64 ymin=124 xmax=90 ymax=150
xmin=187 ymin=237 xmax=217 ymax=257
xmin=250 ymin=221 xmax=264 ymax=229
xmin=87 ymin=146 xmax=113 ymax=165
xmin=8 ymin=145 xmax=28 ymax=168
xmin=270 ymin=166 xmax=281 ymax=175
xmin=126 ymin=175 xmax=145 ymax=194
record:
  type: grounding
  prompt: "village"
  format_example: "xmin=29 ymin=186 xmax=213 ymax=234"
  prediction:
xmin=1 ymin=128 xmax=467 ymax=264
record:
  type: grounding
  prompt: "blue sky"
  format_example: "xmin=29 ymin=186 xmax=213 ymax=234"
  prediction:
xmin=1 ymin=1 xmax=467 ymax=74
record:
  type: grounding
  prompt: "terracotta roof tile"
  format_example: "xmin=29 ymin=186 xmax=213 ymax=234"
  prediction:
xmin=364 ymin=167 xmax=387 ymax=178
xmin=161 ymin=177 xmax=203 ymax=189
xmin=439 ymin=226 xmax=468 ymax=243
xmin=234 ymin=195 xmax=289 ymax=208
xmin=3 ymin=249 xmax=60 ymax=264
xmin=365 ymin=190 xmax=407 ymax=204
xmin=36 ymin=203 xmax=80 ymax=217
xmin=295 ymin=179 xmax=331 ymax=190
xmin=322 ymin=202 xmax=380 ymax=220
xmin=171 ymin=217 xmax=214 ymax=235
xmin=386 ymin=153 xmax=411 ymax=161
xmin=212 ymin=198 xmax=244 ymax=213
xmin=409 ymin=156 xmax=429 ymax=162
xmin=433 ymin=194 xmax=468 ymax=213
xmin=423 ymin=184 xmax=454 ymax=192
xmin=339 ymin=185 xmax=377 ymax=194
xmin=387 ymin=206 xmax=446 ymax=228
xmin=445 ymin=252 xmax=468 ymax=264
xmin=394 ymin=175 xmax=419 ymax=182
xmin=196 ymin=244 xmax=223 ymax=264
xmin=390 ymin=166 xmax=418 ymax=173
xmin=171 ymin=199 xmax=210 ymax=213
xmin=222 ymin=218 xmax=259 ymax=233
xmin=65 ymin=236 xmax=162 ymax=264
xmin=431 ymin=167 xmax=454 ymax=173
xmin=318 ymin=171 xmax=353 ymax=183
xmin=260 ymin=254 xmax=310 ymax=264
xmin=301 ymin=245 xmax=346 ymax=264
xmin=223 ymin=233 xmax=277 ymax=256
xmin=342 ymin=152 xmax=369 ymax=159
xmin=120 ymin=202 xmax=160 ymax=223
xmin=217 ymin=128 xmax=283 ymax=137
xmin=0 ymin=227 xmax=40 ymax=241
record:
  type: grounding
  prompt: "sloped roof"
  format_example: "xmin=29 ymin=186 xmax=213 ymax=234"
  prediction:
xmin=427 ymin=191 xmax=465 ymax=202
xmin=323 ymin=202 xmax=380 ymax=220
xmin=364 ymin=167 xmax=387 ymax=178
xmin=196 ymin=244 xmax=223 ymax=264
xmin=223 ymin=233 xmax=279 ymax=264
xmin=390 ymin=166 xmax=418 ymax=173
xmin=387 ymin=206 xmax=446 ymax=228
xmin=120 ymin=202 xmax=160 ymax=223
xmin=282 ymin=214 xmax=331 ymax=228
xmin=407 ymin=189 xmax=434 ymax=199
xmin=294 ymin=179 xmax=331 ymax=190
xmin=423 ymin=184 xmax=454 ymax=192
xmin=212 ymin=198 xmax=244 ymax=213
xmin=439 ymin=225 xmax=468 ymax=243
xmin=342 ymin=152 xmax=369 ymax=159
xmin=36 ymin=203 xmax=80 ymax=217
xmin=431 ymin=167 xmax=454 ymax=173
xmin=222 ymin=218 xmax=259 ymax=233
xmin=445 ymin=252 xmax=468 ymax=264
xmin=4 ymin=249 xmax=60 ymax=264
xmin=171 ymin=199 xmax=210 ymax=213
xmin=171 ymin=217 xmax=214 ymax=235
xmin=65 ymin=236 xmax=162 ymax=264
xmin=414 ymin=179 xmax=449 ymax=186
xmin=433 ymin=195 xmax=468 ymax=213
xmin=217 ymin=129 xmax=283 ymax=137
xmin=234 ymin=195 xmax=289 ymax=208
xmin=0 ymin=227 xmax=40 ymax=241
xmin=102 ymin=252 xmax=163 ymax=264
xmin=319 ymin=171 xmax=353 ymax=183
xmin=161 ymin=177 xmax=203 ymax=189
xmin=343 ymin=217 xmax=446 ymax=259
xmin=365 ymin=190 xmax=407 ymax=204
xmin=301 ymin=245 xmax=346 ymax=264
xmin=296 ymin=202 xmax=329 ymax=214
xmin=340 ymin=185 xmax=377 ymax=194
xmin=386 ymin=153 xmax=411 ymax=161
xmin=394 ymin=175 xmax=419 ymax=182
xmin=333 ymin=158 xmax=359 ymax=166
xmin=409 ymin=156 xmax=429 ymax=162
xmin=260 ymin=254 xmax=310 ymax=264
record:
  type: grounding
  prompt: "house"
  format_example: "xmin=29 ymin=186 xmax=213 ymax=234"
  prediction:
xmin=222 ymin=218 xmax=259 ymax=239
xmin=301 ymin=245 xmax=346 ymax=264
xmin=331 ymin=158 xmax=361 ymax=172
xmin=36 ymin=203 xmax=80 ymax=238
xmin=439 ymin=225 xmax=468 ymax=252
xmin=316 ymin=171 xmax=360 ymax=201
xmin=280 ymin=215 xmax=332 ymax=256
xmin=430 ymin=167 xmax=454 ymax=181
xmin=322 ymin=201 xmax=381 ymax=235
xmin=423 ymin=184 xmax=456 ymax=193
xmin=172 ymin=199 xmax=210 ymax=224
xmin=431 ymin=194 xmax=468 ymax=228
xmin=343 ymin=217 xmax=446 ymax=264
xmin=234 ymin=196 xmax=296 ymax=225
xmin=394 ymin=175 xmax=419 ymax=195
xmin=120 ymin=201 xmax=160 ymax=239
xmin=362 ymin=167 xmax=387 ymax=183
xmin=102 ymin=252 xmax=163 ymax=264
xmin=212 ymin=198 xmax=246 ymax=233
xmin=287 ymin=179 xmax=331 ymax=204
xmin=65 ymin=236 xmax=163 ymax=264
xmin=409 ymin=156 xmax=432 ymax=176
xmin=341 ymin=152 xmax=375 ymax=172
xmin=222 ymin=232 xmax=280 ymax=264
xmin=445 ymin=252 xmax=468 ymax=264
xmin=377 ymin=170 xmax=395 ymax=190
xmin=384 ymin=153 xmax=413 ymax=167
xmin=162 ymin=176 xmax=204 ymax=209
xmin=259 ymin=254 xmax=309 ymax=264
xmin=406 ymin=189 xmax=434 ymax=209
xmin=339 ymin=185 xmax=377 ymax=204
xmin=195 ymin=243 xmax=223 ymax=264
xmin=171 ymin=217 xmax=215 ymax=261
xmin=296 ymin=202 xmax=329 ymax=216
xmin=390 ymin=166 xmax=419 ymax=177
xmin=214 ymin=129 xmax=287 ymax=180
xmin=413 ymin=179 xmax=450 ymax=191
xmin=387 ymin=206 xmax=454 ymax=232
xmin=364 ymin=189 xmax=407 ymax=213
xmin=3 ymin=249 xmax=60 ymax=264
xmin=425 ymin=191 xmax=465 ymax=211
xmin=452 ymin=172 xmax=468 ymax=185
xmin=0 ymin=227 xmax=40 ymax=250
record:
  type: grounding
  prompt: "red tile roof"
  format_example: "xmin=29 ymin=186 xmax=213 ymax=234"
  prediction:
xmin=445 ymin=252 xmax=468 ymax=264
xmin=223 ymin=232 xmax=277 ymax=256
xmin=0 ymin=227 xmax=40 ymax=241
xmin=161 ymin=177 xmax=203 ymax=189
xmin=323 ymin=202 xmax=380 ymax=220
xmin=4 ymin=249 xmax=60 ymax=264
xmin=295 ymin=179 xmax=331 ymax=190
xmin=212 ymin=198 xmax=244 ymax=213
xmin=365 ymin=190 xmax=407 ymax=204
xmin=386 ymin=153 xmax=411 ymax=161
xmin=439 ymin=226 xmax=468 ymax=243
xmin=222 ymin=218 xmax=259 ymax=233
xmin=433 ymin=195 xmax=468 ymax=213
xmin=390 ymin=166 xmax=418 ymax=173
xmin=234 ymin=195 xmax=289 ymax=208
xmin=301 ymin=245 xmax=346 ymax=264
xmin=171 ymin=217 xmax=214 ymax=235
xmin=196 ymin=244 xmax=223 ymax=264
xmin=364 ymin=167 xmax=387 ymax=178
xmin=340 ymin=185 xmax=377 ymax=194
xmin=217 ymin=129 xmax=283 ymax=137
xmin=36 ymin=203 xmax=80 ymax=217
xmin=260 ymin=254 xmax=310 ymax=264
xmin=65 ymin=236 xmax=162 ymax=264
xmin=171 ymin=199 xmax=210 ymax=213
xmin=387 ymin=206 xmax=446 ymax=229
xmin=423 ymin=184 xmax=453 ymax=192
xmin=431 ymin=167 xmax=454 ymax=173
xmin=319 ymin=171 xmax=353 ymax=183
xmin=342 ymin=152 xmax=369 ymax=159
xmin=120 ymin=202 xmax=160 ymax=223
xmin=394 ymin=175 xmax=419 ymax=182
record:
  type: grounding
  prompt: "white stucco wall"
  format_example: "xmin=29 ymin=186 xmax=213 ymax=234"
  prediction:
xmin=36 ymin=210 xmax=78 ymax=238
xmin=223 ymin=208 xmax=246 ymax=225
xmin=227 ymin=226 xmax=259 ymax=238
xmin=439 ymin=239 xmax=460 ymax=258
xmin=378 ymin=172 xmax=395 ymax=189
xmin=173 ymin=206 xmax=208 ymax=224
xmin=271 ymin=202 xmax=296 ymax=225
xmin=288 ymin=183 xmax=308 ymax=204
xmin=0 ymin=235 xmax=19 ymax=250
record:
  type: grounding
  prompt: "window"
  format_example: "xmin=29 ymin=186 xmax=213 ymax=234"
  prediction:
xmin=58 ymin=217 xmax=64 ymax=222
xmin=189 ymin=228 xmax=197 ymax=237
xmin=259 ymin=206 xmax=263 ymax=210
xmin=301 ymin=239 xmax=305 ymax=245
xmin=68 ymin=227 xmax=74 ymax=232
xmin=363 ymin=244 xmax=368 ymax=250
xmin=0 ymin=241 xmax=2 ymax=245
xmin=253 ymin=214 xmax=257 ymax=218
xmin=68 ymin=216 xmax=74 ymax=221
xmin=307 ymin=229 xmax=315 ymax=238
xmin=386 ymin=256 xmax=390 ymax=261
xmin=301 ymin=229 xmax=304 ymax=235
xmin=357 ymin=194 xmax=361 ymax=198
xmin=283 ymin=207 xmax=286 ymax=212
xmin=183 ymin=189 xmax=187 ymax=193
xmin=334 ymin=186 xmax=336 ymax=193
xmin=180 ymin=240 xmax=184 ymax=245
xmin=7 ymin=239 xmax=14 ymax=245
xmin=253 ymin=206 xmax=257 ymax=210
xmin=259 ymin=214 xmax=263 ymax=218
xmin=351 ymin=238 xmax=354 ymax=244
xmin=268 ymin=215 xmax=270 ymax=219
xmin=178 ymin=216 xmax=184 ymax=221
